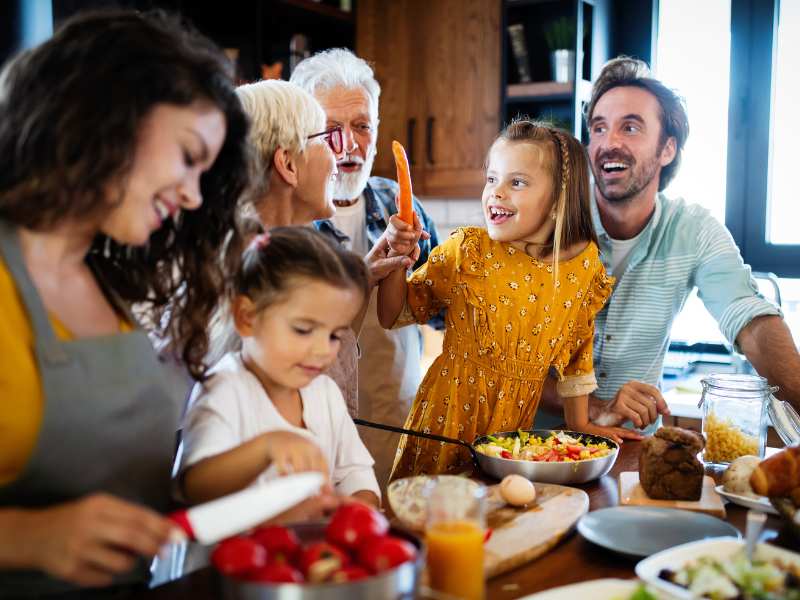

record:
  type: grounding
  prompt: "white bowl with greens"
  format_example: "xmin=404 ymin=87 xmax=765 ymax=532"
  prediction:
xmin=635 ymin=537 xmax=800 ymax=599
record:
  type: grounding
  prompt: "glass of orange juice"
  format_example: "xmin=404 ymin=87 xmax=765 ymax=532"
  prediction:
xmin=424 ymin=479 xmax=486 ymax=600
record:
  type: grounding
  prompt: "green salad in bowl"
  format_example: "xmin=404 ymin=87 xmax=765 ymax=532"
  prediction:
xmin=657 ymin=549 xmax=800 ymax=599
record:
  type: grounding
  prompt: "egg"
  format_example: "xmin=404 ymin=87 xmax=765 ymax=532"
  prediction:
xmin=499 ymin=474 xmax=536 ymax=506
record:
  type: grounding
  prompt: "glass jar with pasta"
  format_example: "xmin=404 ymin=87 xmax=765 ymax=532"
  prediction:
xmin=699 ymin=374 xmax=775 ymax=468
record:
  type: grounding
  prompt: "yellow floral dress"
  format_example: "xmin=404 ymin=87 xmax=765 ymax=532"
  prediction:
xmin=390 ymin=227 xmax=614 ymax=478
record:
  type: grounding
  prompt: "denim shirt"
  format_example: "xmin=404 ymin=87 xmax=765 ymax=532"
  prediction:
xmin=315 ymin=176 xmax=440 ymax=271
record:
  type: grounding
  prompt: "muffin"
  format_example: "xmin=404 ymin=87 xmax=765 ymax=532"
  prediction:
xmin=639 ymin=426 xmax=705 ymax=500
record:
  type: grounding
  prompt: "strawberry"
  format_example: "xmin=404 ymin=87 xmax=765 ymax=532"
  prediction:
xmin=247 ymin=562 xmax=304 ymax=583
xmin=357 ymin=535 xmax=417 ymax=574
xmin=298 ymin=541 xmax=350 ymax=583
xmin=250 ymin=526 xmax=301 ymax=564
xmin=210 ymin=536 xmax=267 ymax=577
xmin=326 ymin=502 xmax=389 ymax=550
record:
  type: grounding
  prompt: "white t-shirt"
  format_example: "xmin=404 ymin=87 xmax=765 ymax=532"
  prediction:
xmin=331 ymin=196 xmax=368 ymax=255
xmin=608 ymin=229 xmax=645 ymax=276
xmin=180 ymin=353 xmax=380 ymax=499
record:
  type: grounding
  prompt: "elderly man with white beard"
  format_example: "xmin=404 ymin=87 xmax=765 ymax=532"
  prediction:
xmin=291 ymin=49 xmax=441 ymax=489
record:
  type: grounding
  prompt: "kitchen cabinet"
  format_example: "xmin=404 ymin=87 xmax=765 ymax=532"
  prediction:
xmin=357 ymin=0 xmax=501 ymax=198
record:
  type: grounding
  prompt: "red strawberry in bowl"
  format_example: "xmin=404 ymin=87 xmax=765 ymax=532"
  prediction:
xmin=298 ymin=541 xmax=350 ymax=583
xmin=250 ymin=526 xmax=301 ymax=564
xmin=210 ymin=536 xmax=267 ymax=577
xmin=357 ymin=535 xmax=418 ymax=574
xmin=247 ymin=562 xmax=304 ymax=583
xmin=329 ymin=565 xmax=370 ymax=583
xmin=326 ymin=502 xmax=389 ymax=550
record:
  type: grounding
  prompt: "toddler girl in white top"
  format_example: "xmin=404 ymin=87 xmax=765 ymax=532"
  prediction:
xmin=180 ymin=227 xmax=380 ymax=506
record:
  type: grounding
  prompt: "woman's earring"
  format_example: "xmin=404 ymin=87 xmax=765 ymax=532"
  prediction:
xmin=550 ymin=210 xmax=557 ymax=221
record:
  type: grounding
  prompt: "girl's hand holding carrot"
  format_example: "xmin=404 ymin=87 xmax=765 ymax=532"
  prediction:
xmin=386 ymin=212 xmax=429 ymax=261
xmin=392 ymin=140 xmax=415 ymax=225
xmin=387 ymin=140 xmax=427 ymax=261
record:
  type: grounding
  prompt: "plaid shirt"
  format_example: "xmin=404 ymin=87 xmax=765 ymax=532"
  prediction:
xmin=315 ymin=176 xmax=440 ymax=268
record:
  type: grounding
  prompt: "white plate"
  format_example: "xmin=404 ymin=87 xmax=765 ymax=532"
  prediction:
xmin=517 ymin=578 xmax=645 ymax=599
xmin=715 ymin=484 xmax=778 ymax=515
xmin=635 ymin=537 xmax=800 ymax=599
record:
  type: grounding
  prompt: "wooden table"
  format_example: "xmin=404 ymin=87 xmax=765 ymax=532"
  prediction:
xmin=135 ymin=441 xmax=799 ymax=599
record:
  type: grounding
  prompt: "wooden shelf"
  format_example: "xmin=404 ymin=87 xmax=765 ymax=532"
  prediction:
xmin=278 ymin=0 xmax=355 ymax=23
xmin=506 ymin=81 xmax=573 ymax=102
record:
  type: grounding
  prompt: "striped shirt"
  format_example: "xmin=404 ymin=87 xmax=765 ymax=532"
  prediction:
xmin=591 ymin=193 xmax=781 ymax=415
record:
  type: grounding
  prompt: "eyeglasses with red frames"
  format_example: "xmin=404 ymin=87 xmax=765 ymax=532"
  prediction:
xmin=307 ymin=126 xmax=344 ymax=155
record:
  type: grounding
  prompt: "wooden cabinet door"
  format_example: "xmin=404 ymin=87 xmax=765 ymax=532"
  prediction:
xmin=357 ymin=0 xmax=500 ymax=197
xmin=418 ymin=0 xmax=501 ymax=198
xmin=356 ymin=0 xmax=425 ymax=184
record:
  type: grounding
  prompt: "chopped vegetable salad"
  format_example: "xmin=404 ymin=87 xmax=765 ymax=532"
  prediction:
xmin=475 ymin=431 xmax=614 ymax=463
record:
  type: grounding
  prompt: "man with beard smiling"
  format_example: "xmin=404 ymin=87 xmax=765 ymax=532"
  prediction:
xmin=536 ymin=56 xmax=800 ymax=433
xmin=291 ymin=49 xmax=440 ymax=487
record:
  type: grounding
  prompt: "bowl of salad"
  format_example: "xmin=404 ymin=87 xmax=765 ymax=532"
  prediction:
xmin=635 ymin=536 xmax=800 ymax=599
xmin=472 ymin=429 xmax=618 ymax=484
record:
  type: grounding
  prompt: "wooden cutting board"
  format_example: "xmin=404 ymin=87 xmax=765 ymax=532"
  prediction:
xmin=483 ymin=482 xmax=589 ymax=578
xmin=618 ymin=471 xmax=726 ymax=518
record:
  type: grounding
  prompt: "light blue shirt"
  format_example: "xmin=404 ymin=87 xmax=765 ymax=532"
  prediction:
xmin=591 ymin=193 xmax=781 ymax=409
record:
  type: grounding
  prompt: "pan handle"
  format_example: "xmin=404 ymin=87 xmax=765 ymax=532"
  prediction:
xmin=353 ymin=418 xmax=479 ymax=460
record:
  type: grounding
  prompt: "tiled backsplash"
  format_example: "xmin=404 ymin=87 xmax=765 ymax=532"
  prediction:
xmin=420 ymin=198 xmax=484 ymax=239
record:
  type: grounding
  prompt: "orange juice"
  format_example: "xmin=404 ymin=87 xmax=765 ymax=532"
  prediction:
xmin=426 ymin=520 xmax=485 ymax=600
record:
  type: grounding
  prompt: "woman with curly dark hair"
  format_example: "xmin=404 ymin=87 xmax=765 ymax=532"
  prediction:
xmin=0 ymin=9 xmax=251 ymax=595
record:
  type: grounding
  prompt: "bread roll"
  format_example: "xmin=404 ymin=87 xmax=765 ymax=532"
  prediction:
xmin=640 ymin=427 xmax=705 ymax=501
xmin=749 ymin=445 xmax=800 ymax=497
xmin=722 ymin=455 xmax=761 ymax=496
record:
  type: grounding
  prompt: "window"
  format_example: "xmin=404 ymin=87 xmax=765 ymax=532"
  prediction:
xmin=656 ymin=0 xmax=731 ymax=224
xmin=727 ymin=0 xmax=800 ymax=276
xmin=657 ymin=0 xmax=732 ymax=348
xmin=657 ymin=0 xmax=800 ymax=351
xmin=767 ymin=0 xmax=800 ymax=246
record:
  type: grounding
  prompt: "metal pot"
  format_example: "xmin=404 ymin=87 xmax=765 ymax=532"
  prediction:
xmin=355 ymin=419 xmax=618 ymax=485
xmin=221 ymin=523 xmax=422 ymax=600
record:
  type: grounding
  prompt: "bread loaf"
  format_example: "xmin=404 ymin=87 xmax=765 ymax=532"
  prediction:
xmin=749 ymin=445 xmax=800 ymax=497
xmin=639 ymin=426 xmax=705 ymax=500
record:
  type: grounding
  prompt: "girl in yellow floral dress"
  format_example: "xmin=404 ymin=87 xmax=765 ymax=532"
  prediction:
xmin=379 ymin=120 xmax=641 ymax=478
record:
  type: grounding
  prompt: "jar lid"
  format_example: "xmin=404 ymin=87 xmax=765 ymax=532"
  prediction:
xmin=700 ymin=373 xmax=778 ymax=393
xmin=767 ymin=396 xmax=800 ymax=446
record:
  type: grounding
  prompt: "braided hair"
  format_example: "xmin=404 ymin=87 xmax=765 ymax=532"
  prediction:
xmin=494 ymin=119 xmax=597 ymax=284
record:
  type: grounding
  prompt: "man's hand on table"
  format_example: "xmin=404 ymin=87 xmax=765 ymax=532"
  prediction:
xmin=589 ymin=382 xmax=671 ymax=429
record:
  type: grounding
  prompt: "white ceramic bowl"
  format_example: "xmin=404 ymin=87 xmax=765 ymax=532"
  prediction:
xmin=387 ymin=475 xmax=483 ymax=531
xmin=635 ymin=536 xmax=800 ymax=599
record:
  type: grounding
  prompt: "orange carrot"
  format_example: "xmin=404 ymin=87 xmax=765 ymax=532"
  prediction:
xmin=392 ymin=140 xmax=415 ymax=225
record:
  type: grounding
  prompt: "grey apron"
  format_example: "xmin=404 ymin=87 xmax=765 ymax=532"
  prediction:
xmin=0 ymin=221 xmax=183 ymax=597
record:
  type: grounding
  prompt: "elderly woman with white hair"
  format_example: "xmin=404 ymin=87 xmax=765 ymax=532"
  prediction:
xmin=236 ymin=79 xmax=342 ymax=228
xmin=198 ymin=79 xmax=365 ymax=422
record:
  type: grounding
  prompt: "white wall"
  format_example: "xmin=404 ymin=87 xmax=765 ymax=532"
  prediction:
xmin=422 ymin=198 xmax=484 ymax=240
